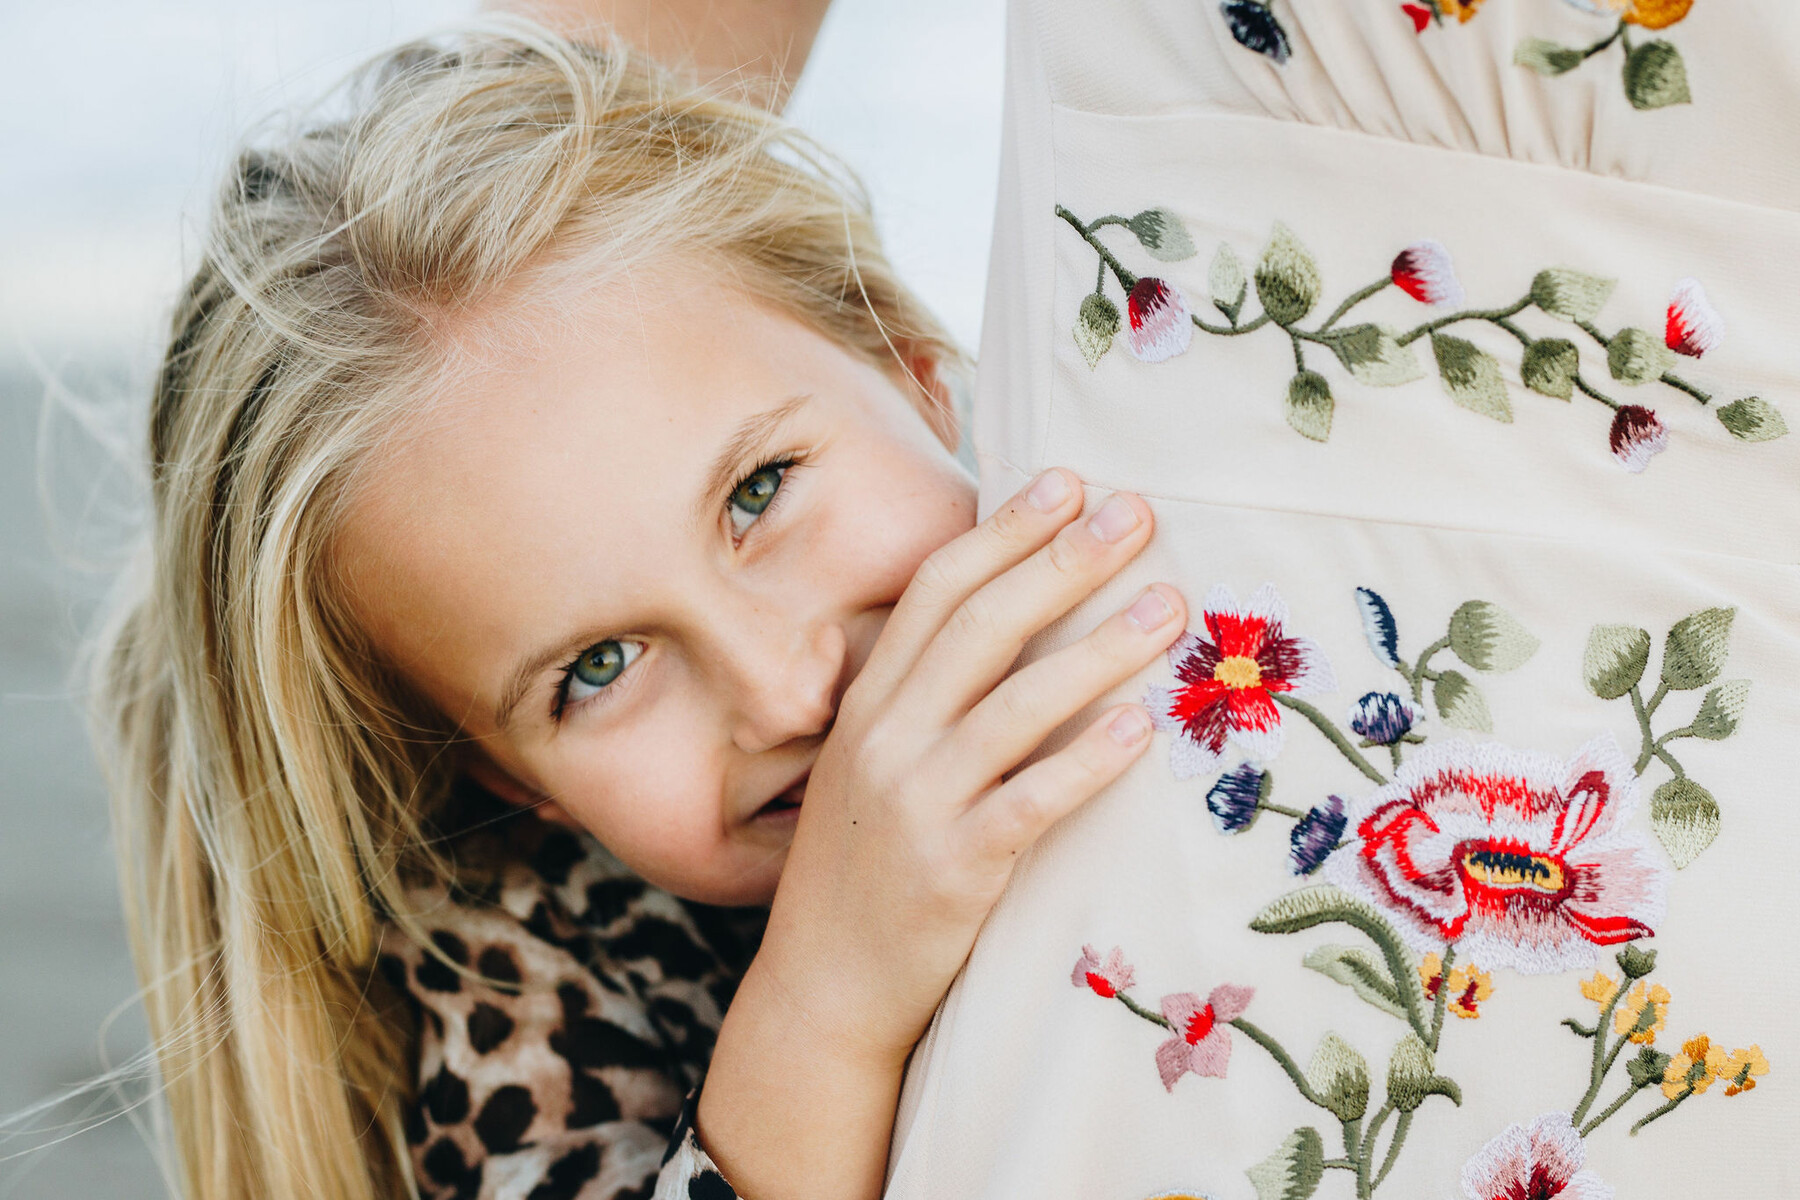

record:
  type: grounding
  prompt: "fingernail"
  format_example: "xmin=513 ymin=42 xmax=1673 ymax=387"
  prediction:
xmin=1087 ymin=495 xmax=1140 ymax=544
xmin=1126 ymin=588 xmax=1175 ymax=632
xmin=1026 ymin=470 xmax=1070 ymax=512
xmin=1108 ymin=708 xmax=1151 ymax=746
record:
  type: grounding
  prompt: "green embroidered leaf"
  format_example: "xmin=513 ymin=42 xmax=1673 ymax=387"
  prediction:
xmin=1608 ymin=327 xmax=1675 ymax=385
xmin=1074 ymin=293 xmax=1120 ymax=369
xmin=1385 ymin=1034 xmax=1463 ymax=1113
xmin=1627 ymin=1045 xmax=1674 ymax=1088
xmin=1252 ymin=887 xmax=1386 ymax=937
xmin=1432 ymin=670 xmax=1492 ymax=732
xmin=1718 ymin=397 xmax=1790 ymax=442
xmin=1448 ymin=600 xmax=1539 ymax=673
xmin=1302 ymin=945 xmax=1407 ymax=1021
xmin=1691 ymin=679 xmax=1751 ymax=740
xmin=1430 ymin=334 xmax=1513 ymax=422
xmin=1330 ymin=324 xmax=1425 ymax=388
xmin=1127 ymin=207 xmax=1198 ymax=263
xmin=1246 ymin=1128 xmax=1326 ymax=1200
xmin=1210 ymin=243 xmax=1249 ymax=323
xmin=1624 ymin=40 xmax=1692 ymax=111
xmin=1256 ymin=223 xmax=1323 ymax=325
xmin=1584 ymin=624 xmax=1652 ymax=699
xmin=1531 ymin=269 xmax=1617 ymax=323
xmin=1305 ymin=1034 xmax=1370 ymax=1122
xmin=1514 ymin=37 xmax=1586 ymax=76
xmin=1661 ymin=607 xmax=1737 ymax=691
xmin=1286 ymin=371 xmax=1335 ymax=442
xmin=1521 ymin=338 xmax=1580 ymax=400
xmin=1616 ymin=944 xmax=1657 ymax=980
xmin=1652 ymin=778 xmax=1720 ymax=869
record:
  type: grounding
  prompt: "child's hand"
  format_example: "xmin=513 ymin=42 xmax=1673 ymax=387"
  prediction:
xmin=701 ymin=469 xmax=1181 ymax=1198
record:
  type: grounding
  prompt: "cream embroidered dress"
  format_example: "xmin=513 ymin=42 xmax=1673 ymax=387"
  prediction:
xmin=886 ymin=3 xmax=1798 ymax=1198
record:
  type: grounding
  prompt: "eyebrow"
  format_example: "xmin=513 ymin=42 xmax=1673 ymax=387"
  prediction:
xmin=490 ymin=393 xmax=814 ymax=734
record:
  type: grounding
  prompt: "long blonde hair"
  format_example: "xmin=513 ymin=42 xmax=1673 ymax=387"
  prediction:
xmin=91 ymin=22 xmax=959 ymax=1200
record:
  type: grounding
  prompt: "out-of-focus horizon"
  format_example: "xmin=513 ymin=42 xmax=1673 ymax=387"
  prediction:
xmin=0 ymin=3 xmax=1002 ymax=1194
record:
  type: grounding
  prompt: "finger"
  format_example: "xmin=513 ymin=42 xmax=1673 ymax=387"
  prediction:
xmin=959 ymin=704 xmax=1153 ymax=867
xmin=855 ymin=468 xmax=1085 ymax=697
xmin=894 ymin=489 xmax=1154 ymax=726
xmin=940 ymin=584 xmax=1184 ymax=793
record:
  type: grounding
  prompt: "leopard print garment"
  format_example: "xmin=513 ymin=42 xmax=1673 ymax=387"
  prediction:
xmin=377 ymin=801 xmax=765 ymax=1200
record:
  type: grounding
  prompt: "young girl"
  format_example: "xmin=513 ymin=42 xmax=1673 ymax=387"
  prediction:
xmin=93 ymin=11 xmax=1189 ymax=1200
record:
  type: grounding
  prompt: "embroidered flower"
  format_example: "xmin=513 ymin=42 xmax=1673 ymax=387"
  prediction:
xmin=1206 ymin=764 xmax=1267 ymax=834
xmin=1147 ymin=585 xmax=1336 ymax=780
xmin=1125 ymin=277 xmax=1195 ymax=362
xmin=1322 ymin=735 xmax=1669 ymax=974
xmin=1665 ymin=278 xmax=1722 ymax=358
xmin=1612 ymin=981 xmax=1671 ymax=1044
xmin=1154 ymin=984 xmax=1255 ymax=1091
xmin=1402 ymin=3 xmax=1435 ymax=34
xmin=1348 ymin=692 xmax=1419 ymax=746
xmin=1625 ymin=0 xmax=1694 ymax=29
xmin=1289 ymin=796 xmax=1347 ymax=876
xmin=1662 ymin=1034 xmax=1729 ymax=1098
xmin=1579 ymin=972 xmax=1620 ymax=1008
xmin=1391 ymin=241 xmax=1468 ymax=307
xmin=1608 ymin=405 xmax=1670 ymax=473
xmin=1723 ymin=1045 xmax=1769 ymax=1097
xmin=1219 ymin=0 xmax=1291 ymax=65
xmin=1071 ymin=945 xmax=1137 ymax=998
xmin=1436 ymin=0 xmax=1487 ymax=22
xmin=1354 ymin=587 xmax=1402 ymax=669
xmin=1459 ymin=1112 xmax=1612 ymax=1200
xmin=1420 ymin=953 xmax=1495 ymax=1020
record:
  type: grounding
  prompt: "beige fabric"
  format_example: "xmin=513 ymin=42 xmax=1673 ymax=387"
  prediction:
xmin=888 ymin=3 xmax=1798 ymax=1198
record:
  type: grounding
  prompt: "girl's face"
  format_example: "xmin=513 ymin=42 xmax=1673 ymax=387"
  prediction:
xmin=338 ymin=272 xmax=976 ymax=906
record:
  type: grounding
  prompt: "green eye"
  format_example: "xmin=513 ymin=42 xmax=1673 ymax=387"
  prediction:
xmin=564 ymin=639 xmax=644 ymax=710
xmin=727 ymin=463 xmax=788 ymax=537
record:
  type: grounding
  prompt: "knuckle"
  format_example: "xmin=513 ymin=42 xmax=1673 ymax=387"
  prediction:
xmin=907 ymin=545 xmax=960 ymax=601
xmin=1043 ymin=530 xmax=1092 ymax=578
xmin=947 ymin=590 xmax=1002 ymax=646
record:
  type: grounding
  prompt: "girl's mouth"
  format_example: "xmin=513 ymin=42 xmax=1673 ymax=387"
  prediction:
xmin=753 ymin=771 xmax=809 ymax=822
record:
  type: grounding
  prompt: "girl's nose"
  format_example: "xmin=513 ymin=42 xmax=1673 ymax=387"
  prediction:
xmin=726 ymin=619 xmax=848 ymax=755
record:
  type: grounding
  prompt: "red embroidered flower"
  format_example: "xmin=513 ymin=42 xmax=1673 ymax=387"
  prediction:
xmin=1070 ymin=945 xmax=1136 ymax=998
xmin=1147 ymin=585 xmax=1336 ymax=780
xmin=1609 ymin=405 xmax=1670 ymax=473
xmin=1126 ymin=277 xmax=1195 ymax=362
xmin=1402 ymin=3 xmax=1434 ymax=33
xmin=1459 ymin=1112 xmax=1612 ymax=1200
xmin=1665 ymin=277 xmax=1723 ymax=358
xmin=1391 ymin=240 xmax=1466 ymax=308
xmin=1323 ymin=735 xmax=1668 ymax=975
xmin=1155 ymin=984 xmax=1255 ymax=1091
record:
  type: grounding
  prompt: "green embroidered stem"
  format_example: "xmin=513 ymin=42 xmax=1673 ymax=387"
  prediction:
xmin=1056 ymin=206 xmax=1140 ymax=290
xmin=1394 ymin=297 xmax=1533 ymax=346
xmin=1575 ymin=319 xmax=1613 ymax=349
xmin=1371 ymin=1110 xmax=1412 ymax=1192
xmin=1354 ymin=1102 xmax=1394 ymax=1198
xmin=1629 ymin=681 xmax=1680 ymax=776
xmin=1659 ymin=372 xmax=1713 ymax=406
xmin=1408 ymin=636 xmax=1452 ymax=706
xmin=1628 ymin=1089 xmax=1690 ymax=1136
xmin=1321 ymin=1159 xmax=1358 ymax=1173
xmin=1587 ymin=20 xmax=1627 ymax=60
xmin=1318 ymin=278 xmax=1393 ymax=333
xmin=1259 ymin=799 xmax=1310 ymax=821
xmin=1093 ymin=256 xmax=1107 ymax=296
xmin=1290 ymin=333 xmax=1308 ymax=373
xmin=1115 ymin=990 xmax=1172 ymax=1030
xmin=1579 ymin=1077 xmax=1656 ymax=1137
xmin=1230 ymin=1017 xmax=1336 ymax=1111
xmin=1272 ymin=694 xmax=1389 ymax=785
xmin=1387 ymin=743 xmax=1404 ymax=771
xmin=1341 ymin=1116 xmax=1362 ymax=1165
xmin=1574 ymin=372 xmax=1623 ymax=411
xmin=1428 ymin=945 xmax=1455 ymax=1051
xmin=1570 ymin=985 xmax=1629 ymax=1124
xmin=1491 ymin=316 xmax=1533 ymax=345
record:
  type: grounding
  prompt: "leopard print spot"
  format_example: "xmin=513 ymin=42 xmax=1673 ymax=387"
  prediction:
xmin=567 ymin=1072 xmax=621 ymax=1128
xmin=523 ymin=1143 xmax=602 ymax=1200
xmin=467 ymin=1003 xmax=516 ymax=1055
xmin=531 ymin=829 xmax=586 ymax=885
xmin=689 ymin=1168 xmax=736 ymax=1200
xmin=473 ymin=1084 xmax=537 ymax=1154
xmin=422 ymin=1136 xmax=481 ymax=1193
xmin=606 ymin=917 xmax=716 ymax=981
xmin=476 ymin=945 xmax=523 ymax=994
xmin=422 ymin=1064 xmax=471 ymax=1125
xmin=584 ymin=877 xmax=647 ymax=926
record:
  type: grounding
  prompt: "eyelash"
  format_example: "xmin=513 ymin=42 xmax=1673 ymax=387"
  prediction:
xmin=549 ymin=453 xmax=802 ymax=722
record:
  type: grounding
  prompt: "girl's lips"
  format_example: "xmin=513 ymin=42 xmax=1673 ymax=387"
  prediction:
xmin=752 ymin=771 xmax=808 ymax=822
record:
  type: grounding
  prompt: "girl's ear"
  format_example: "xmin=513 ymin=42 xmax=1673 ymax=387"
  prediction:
xmin=460 ymin=749 xmax=585 ymax=830
xmin=898 ymin=347 xmax=961 ymax=453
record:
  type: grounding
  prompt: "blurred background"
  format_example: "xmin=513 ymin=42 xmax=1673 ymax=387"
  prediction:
xmin=0 ymin=2 xmax=1003 ymax=1194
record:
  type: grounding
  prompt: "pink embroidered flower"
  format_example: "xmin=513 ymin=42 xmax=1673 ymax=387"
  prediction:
xmin=1146 ymin=584 xmax=1337 ymax=780
xmin=1459 ymin=1112 xmax=1614 ymax=1200
xmin=1322 ymin=735 xmax=1668 ymax=975
xmin=1155 ymin=984 xmax=1255 ymax=1091
xmin=1609 ymin=405 xmax=1670 ymax=473
xmin=1665 ymin=277 xmax=1723 ymax=358
xmin=1391 ymin=240 xmax=1467 ymax=308
xmin=1071 ymin=945 xmax=1136 ymax=998
xmin=1126 ymin=277 xmax=1195 ymax=362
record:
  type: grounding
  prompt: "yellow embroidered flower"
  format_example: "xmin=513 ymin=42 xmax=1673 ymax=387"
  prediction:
xmin=1437 ymin=0 xmax=1487 ymax=21
xmin=1723 ymin=1045 xmax=1770 ymax=1097
xmin=1419 ymin=953 xmax=1494 ymax=1020
xmin=1626 ymin=0 xmax=1695 ymax=30
xmin=1580 ymin=972 xmax=1619 ymax=1007
xmin=1612 ymin=981 xmax=1671 ymax=1044
xmin=1662 ymin=1034 xmax=1729 ymax=1099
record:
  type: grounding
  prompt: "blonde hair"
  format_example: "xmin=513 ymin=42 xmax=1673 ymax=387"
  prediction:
xmin=91 ymin=22 xmax=959 ymax=1200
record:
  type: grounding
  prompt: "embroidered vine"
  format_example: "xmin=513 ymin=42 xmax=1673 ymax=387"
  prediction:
xmin=1076 ymin=584 xmax=1766 ymax=1200
xmin=1058 ymin=205 xmax=1789 ymax=468
xmin=1513 ymin=2 xmax=1697 ymax=111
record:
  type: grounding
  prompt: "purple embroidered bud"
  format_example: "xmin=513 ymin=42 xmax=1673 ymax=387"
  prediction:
xmin=1347 ymin=691 xmax=1418 ymax=746
xmin=1219 ymin=0 xmax=1291 ymax=64
xmin=1665 ymin=277 xmax=1723 ymax=358
xmin=1391 ymin=240 xmax=1466 ymax=308
xmin=1609 ymin=405 xmax=1671 ymax=473
xmin=1126 ymin=277 xmax=1195 ymax=363
xmin=1205 ymin=763 xmax=1267 ymax=834
xmin=1290 ymin=795 xmax=1348 ymax=876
